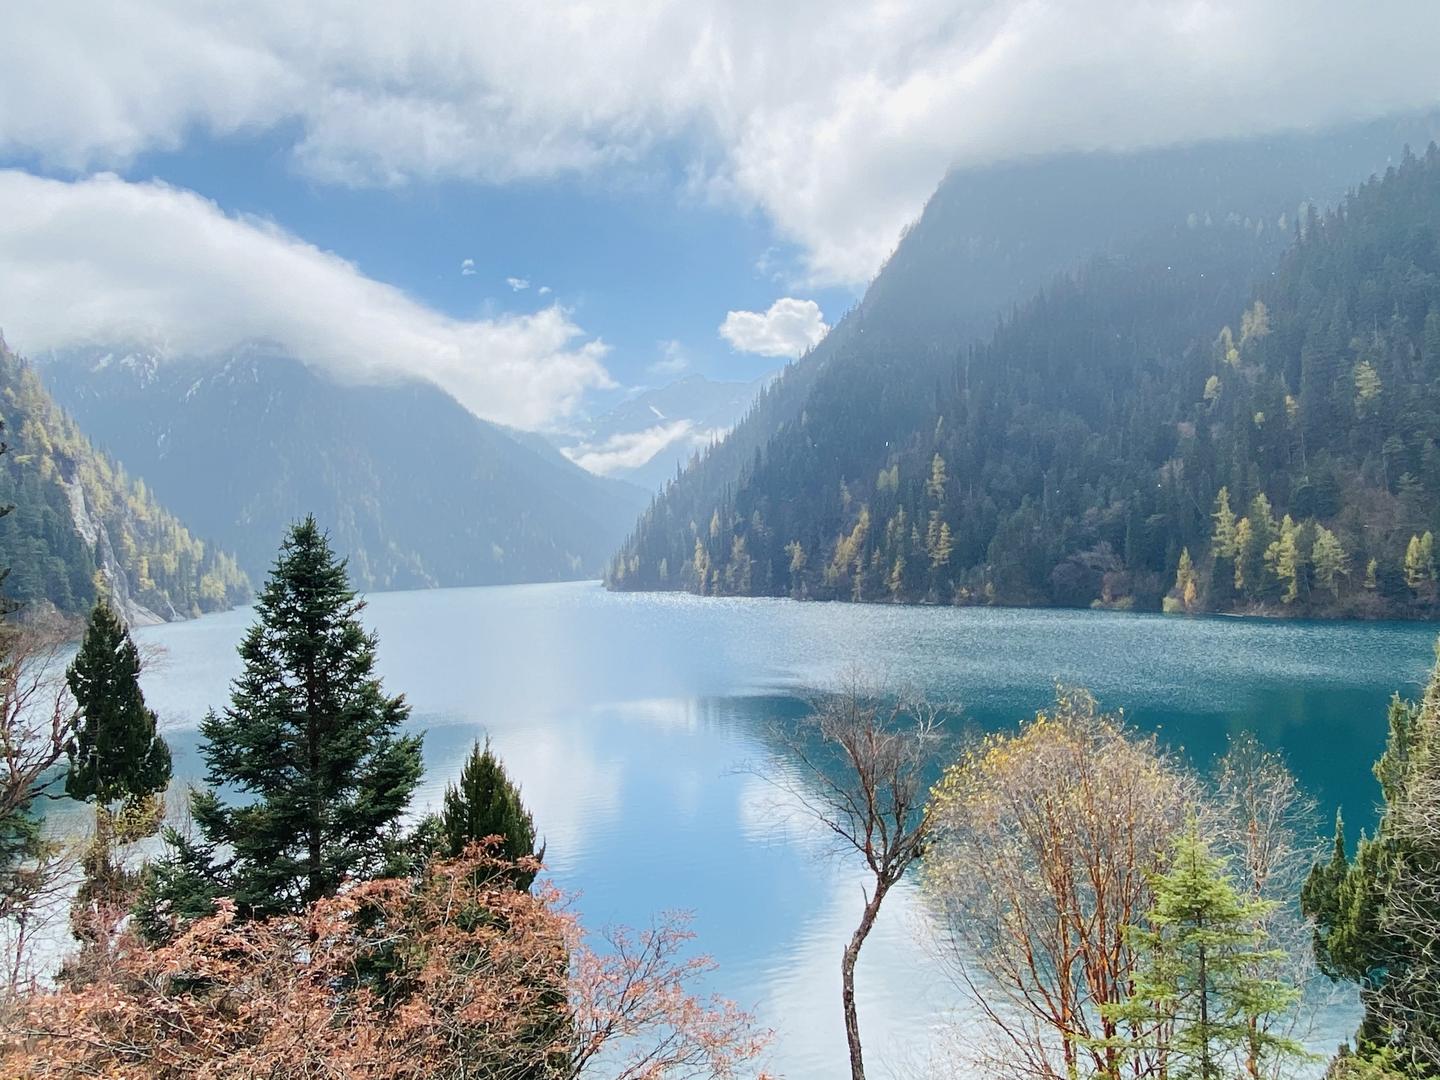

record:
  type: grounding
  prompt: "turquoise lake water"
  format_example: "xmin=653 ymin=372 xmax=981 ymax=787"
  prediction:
xmin=129 ymin=581 xmax=1439 ymax=1078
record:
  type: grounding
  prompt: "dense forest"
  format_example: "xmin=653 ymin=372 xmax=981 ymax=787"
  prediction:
xmin=611 ymin=146 xmax=1440 ymax=618
xmin=0 ymin=340 xmax=248 ymax=620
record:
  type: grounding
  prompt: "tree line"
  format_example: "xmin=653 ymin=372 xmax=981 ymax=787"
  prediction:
xmin=0 ymin=512 xmax=1437 ymax=1077
xmin=612 ymin=146 xmax=1440 ymax=621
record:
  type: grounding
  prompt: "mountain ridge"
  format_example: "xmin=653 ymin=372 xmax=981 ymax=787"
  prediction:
xmin=40 ymin=349 xmax=650 ymax=591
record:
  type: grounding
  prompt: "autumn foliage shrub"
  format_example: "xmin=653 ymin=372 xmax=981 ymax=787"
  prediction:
xmin=1 ymin=847 xmax=770 ymax=1079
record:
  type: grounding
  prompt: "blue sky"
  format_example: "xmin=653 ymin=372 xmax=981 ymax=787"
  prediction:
xmin=1 ymin=1 xmax=1436 ymax=433
xmin=112 ymin=131 xmax=850 ymax=399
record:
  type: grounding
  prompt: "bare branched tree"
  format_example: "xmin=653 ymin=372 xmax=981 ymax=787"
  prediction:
xmin=0 ymin=618 xmax=79 ymax=993
xmin=922 ymin=686 xmax=1197 ymax=1080
xmin=1212 ymin=732 xmax=1325 ymax=1078
xmin=754 ymin=670 xmax=942 ymax=1080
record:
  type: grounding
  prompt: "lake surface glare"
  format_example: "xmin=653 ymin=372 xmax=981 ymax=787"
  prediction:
xmin=135 ymin=581 xmax=1437 ymax=1079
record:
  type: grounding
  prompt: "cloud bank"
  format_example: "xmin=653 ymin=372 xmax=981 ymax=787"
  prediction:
xmin=563 ymin=421 xmax=710 ymax=476
xmin=4 ymin=1 xmax=1439 ymax=285
xmin=0 ymin=171 xmax=613 ymax=429
xmin=720 ymin=298 xmax=828 ymax=358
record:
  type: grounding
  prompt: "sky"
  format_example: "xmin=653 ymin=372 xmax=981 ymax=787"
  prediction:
xmin=2 ymin=1 xmax=1440 ymax=432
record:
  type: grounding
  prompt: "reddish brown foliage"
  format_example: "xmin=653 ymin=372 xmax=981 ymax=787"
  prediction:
xmin=2 ymin=848 xmax=771 ymax=1079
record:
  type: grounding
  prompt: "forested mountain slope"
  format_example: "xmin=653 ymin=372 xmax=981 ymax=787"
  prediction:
xmin=0 ymin=340 xmax=247 ymax=621
xmin=610 ymin=116 xmax=1440 ymax=606
xmin=612 ymin=144 xmax=1440 ymax=619
xmin=41 ymin=351 xmax=649 ymax=590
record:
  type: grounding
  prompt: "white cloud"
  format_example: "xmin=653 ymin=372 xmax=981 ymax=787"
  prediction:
xmin=563 ymin=420 xmax=722 ymax=476
xmin=720 ymin=298 xmax=828 ymax=359
xmin=460 ymin=257 xmax=476 ymax=275
xmin=506 ymin=276 xmax=529 ymax=291
xmin=0 ymin=171 xmax=614 ymax=430
xmin=3 ymin=2 xmax=1440 ymax=284
xmin=648 ymin=339 xmax=689 ymax=376
xmin=537 ymin=285 xmax=552 ymax=296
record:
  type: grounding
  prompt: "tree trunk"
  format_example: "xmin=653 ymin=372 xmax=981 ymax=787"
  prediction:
xmin=841 ymin=881 xmax=888 ymax=1080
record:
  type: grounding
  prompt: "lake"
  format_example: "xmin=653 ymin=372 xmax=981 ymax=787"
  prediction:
xmin=131 ymin=581 xmax=1438 ymax=1079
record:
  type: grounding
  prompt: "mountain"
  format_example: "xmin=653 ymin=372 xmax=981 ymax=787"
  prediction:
xmin=39 ymin=350 xmax=650 ymax=591
xmin=557 ymin=374 xmax=770 ymax=490
xmin=0 ymin=340 xmax=248 ymax=623
xmin=609 ymin=115 xmax=1440 ymax=604
xmin=610 ymin=131 xmax=1440 ymax=619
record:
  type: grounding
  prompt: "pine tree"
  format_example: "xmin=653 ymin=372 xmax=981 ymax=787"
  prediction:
xmin=1109 ymin=822 xmax=1309 ymax=1079
xmin=1403 ymin=532 xmax=1434 ymax=595
xmin=438 ymin=738 xmax=543 ymax=889
xmin=1211 ymin=487 xmax=1238 ymax=559
xmin=1265 ymin=515 xmax=1304 ymax=604
xmin=1312 ymin=525 xmax=1348 ymax=599
xmin=186 ymin=517 xmax=424 ymax=917
xmin=65 ymin=599 xmax=172 ymax=942
xmin=1304 ymin=670 xmax=1440 ymax=1069
xmin=1239 ymin=494 xmax=1279 ymax=600
xmin=1170 ymin=547 xmax=1198 ymax=613
xmin=65 ymin=600 xmax=171 ymax=810
xmin=1233 ymin=517 xmax=1254 ymax=593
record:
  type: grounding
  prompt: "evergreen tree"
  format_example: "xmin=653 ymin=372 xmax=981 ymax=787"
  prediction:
xmin=1312 ymin=526 xmax=1348 ymax=598
xmin=1403 ymin=532 xmax=1434 ymax=596
xmin=437 ymin=738 xmax=544 ymax=890
xmin=1211 ymin=487 xmax=1238 ymax=558
xmin=64 ymin=601 xmax=171 ymax=810
xmin=1304 ymin=654 xmax=1440 ymax=1072
xmin=64 ymin=599 xmax=172 ymax=943
xmin=1265 ymin=515 xmax=1304 ymax=604
xmin=184 ymin=517 xmax=424 ymax=918
xmin=1109 ymin=822 xmax=1309 ymax=1079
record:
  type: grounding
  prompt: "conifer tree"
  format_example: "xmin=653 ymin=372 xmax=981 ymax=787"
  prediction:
xmin=1109 ymin=822 xmax=1309 ymax=1079
xmin=1265 ymin=515 xmax=1304 ymax=604
xmin=65 ymin=601 xmax=171 ymax=812
xmin=1312 ymin=526 xmax=1348 ymax=598
xmin=184 ymin=517 xmax=424 ymax=918
xmin=1403 ymin=532 xmax=1434 ymax=596
xmin=1211 ymin=487 xmax=1238 ymax=558
xmin=438 ymin=738 xmax=544 ymax=890
xmin=1168 ymin=547 xmax=1199 ymax=613
xmin=1304 ymin=666 xmax=1440 ymax=1071
xmin=65 ymin=600 xmax=173 ymax=942
xmin=1233 ymin=517 xmax=1255 ymax=594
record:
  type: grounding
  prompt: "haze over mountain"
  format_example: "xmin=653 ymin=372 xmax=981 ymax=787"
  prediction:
xmin=557 ymin=374 xmax=770 ymax=490
xmin=610 ymin=116 xmax=1440 ymax=619
xmin=40 ymin=349 xmax=649 ymax=590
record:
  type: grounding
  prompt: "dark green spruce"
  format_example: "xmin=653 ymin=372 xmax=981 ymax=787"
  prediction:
xmin=1303 ymin=647 xmax=1440 ymax=1074
xmin=64 ymin=601 xmax=171 ymax=810
xmin=166 ymin=517 xmax=423 ymax=920
xmin=437 ymin=737 xmax=544 ymax=889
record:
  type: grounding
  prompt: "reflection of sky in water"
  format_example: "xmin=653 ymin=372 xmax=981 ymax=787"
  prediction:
xmin=124 ymin=581 xmax=1438 ymax=1079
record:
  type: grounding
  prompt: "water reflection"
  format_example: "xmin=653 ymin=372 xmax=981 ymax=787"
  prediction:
xmin=129 ymin=582 xmax=1435 ymax=1078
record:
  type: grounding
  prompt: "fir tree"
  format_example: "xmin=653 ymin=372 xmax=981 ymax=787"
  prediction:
xmin=65 ymin=599 xmax=172 ymax=943
xmin=185 ymin=517 xmax=424 ymax=918
xmin=1109 ymin=822 xmax=1309 ymax=1079
xmin=438 ymin=738 xmax=544 ymax=890
xmin=1304 ymin=659 xmax=1440 ymax=1070
xmin=65 ymin=601 xmax=171 ymax=810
